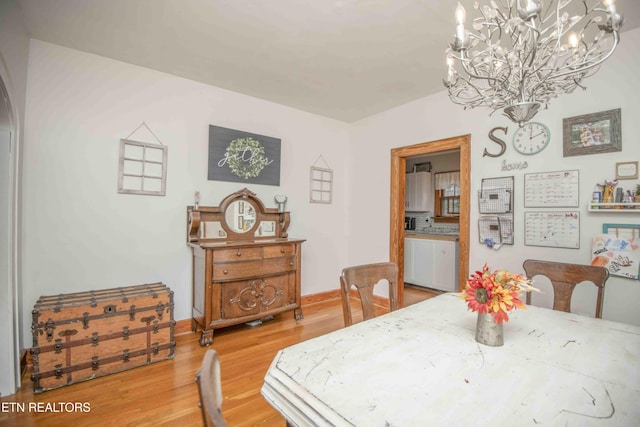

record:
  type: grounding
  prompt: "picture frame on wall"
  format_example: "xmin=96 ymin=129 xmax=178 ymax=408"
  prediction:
xmin=208 ymin=125 xmax=281 ymax=186
xmin=563 ymin=108 xmax=621 ymax=157
xmin=615 ymin=161 xmax=638 ymax=180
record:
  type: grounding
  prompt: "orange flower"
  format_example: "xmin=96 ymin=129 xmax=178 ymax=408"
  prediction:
xmin=462 ymin=264 xmax=533 ymax=323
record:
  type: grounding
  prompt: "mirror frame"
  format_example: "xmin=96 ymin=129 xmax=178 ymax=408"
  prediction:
xmin=224 ymin=199 xmax=258 ymax=234
xmin=187 ymin=188 xmax=290 ymax=243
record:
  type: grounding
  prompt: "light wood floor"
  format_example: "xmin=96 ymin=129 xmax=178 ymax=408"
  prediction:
xmin=0 ymin=287 xmax=436 ymax=427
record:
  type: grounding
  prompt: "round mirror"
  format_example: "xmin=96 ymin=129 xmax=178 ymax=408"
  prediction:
xmin=224 ymin=200 xmax=257 ymax=233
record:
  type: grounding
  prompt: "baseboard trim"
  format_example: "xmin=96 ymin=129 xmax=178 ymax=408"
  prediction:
xmin=174 ymin=289 xmax=390 ymax=336
xmin=301 ymin=289 xmax=341 ymax=305
xmin=174 ymin=319 xmax=193 ymax=336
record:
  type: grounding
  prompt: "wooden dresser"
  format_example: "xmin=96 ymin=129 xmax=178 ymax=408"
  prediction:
xmin=187 ymin=188 xmax=304 ymax=345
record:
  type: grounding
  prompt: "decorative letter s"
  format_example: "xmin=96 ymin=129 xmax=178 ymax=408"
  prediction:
xmin=483 ymin=126 xmax=508 ymax=158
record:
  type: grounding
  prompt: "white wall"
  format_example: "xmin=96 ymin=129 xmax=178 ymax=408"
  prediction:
xmin=21 ymin=40 xmax=350 ymax=344
xmin=349 ymin=28 xmax=640 ymax=326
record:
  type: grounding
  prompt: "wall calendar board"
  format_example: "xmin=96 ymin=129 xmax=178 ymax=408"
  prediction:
xmin=524 ymin=211 xmax=580 ymax=249
xmin=524 ymin=170 xmax=579 ymax=208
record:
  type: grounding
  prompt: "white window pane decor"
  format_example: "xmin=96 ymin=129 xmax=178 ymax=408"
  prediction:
xmin=118 ymin=139 xmax=168 ymax=196
xmin=310 ymin=166 xmax=333 ymax=204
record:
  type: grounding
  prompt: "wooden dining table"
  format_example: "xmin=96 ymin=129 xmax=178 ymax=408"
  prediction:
xmin=261 ymin=293 xmax=640 ymax=426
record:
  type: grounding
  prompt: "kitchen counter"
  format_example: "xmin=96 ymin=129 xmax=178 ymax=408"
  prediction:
xmin=405 ymin=231 xmax=458 ymax=242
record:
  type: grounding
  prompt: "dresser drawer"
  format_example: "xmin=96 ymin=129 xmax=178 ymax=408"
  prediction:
xmin=263 ymin=244 xmax=296 ymax=258
xmin=213 ymin=247 xmax=263 ymax=262
xmin=221 ymin=274 xmax=293 ymax=318
xmin=213 ymin=256 xmax=296 ymax=281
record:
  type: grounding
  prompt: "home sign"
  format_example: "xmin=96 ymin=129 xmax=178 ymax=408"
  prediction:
xmin=208 ymin=125 xmax=281 ymax=186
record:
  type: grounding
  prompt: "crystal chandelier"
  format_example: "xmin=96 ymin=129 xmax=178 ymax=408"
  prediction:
xmin=443 ymin=0 xmax=623 ymax=125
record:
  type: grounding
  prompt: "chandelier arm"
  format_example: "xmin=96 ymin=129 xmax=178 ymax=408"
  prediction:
xmin=449 ymin=64 xmax=512 ymax=110
xmin=539 ymin=1 xmax=555 ymax=23
xmin=458 ymin=58 xmax=493 ymax=89
xmin=520 ymin=7 xmax=610 ymax=96
xmin=540 ymin=30 xmax=619 ymax=82
xmin=524 ymin=28 xmax=563 ymax=84
xmin=572 ymin=77 xmax=588 ymax=91
xmin=527 ymin=32 xmax=618 ymax=100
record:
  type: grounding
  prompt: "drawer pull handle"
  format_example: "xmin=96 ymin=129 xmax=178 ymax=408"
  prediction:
xmin=236 ymin=250 xmax=242 ymax=257
xmin=280 ymin=248 xmax=286 ymax=253
xmin=289 ymin=261 xmax=294 ymax=266
xmin=223 ymin=269 xmax=228 ymax=275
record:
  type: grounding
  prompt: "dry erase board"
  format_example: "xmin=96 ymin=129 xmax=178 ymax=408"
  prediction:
xmin=524 ymin=170 xmax=579 ymax=208
xmin=524 ymin=211 xmax=580 ymax=248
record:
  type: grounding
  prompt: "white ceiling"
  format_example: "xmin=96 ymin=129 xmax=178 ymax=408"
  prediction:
xmin=17 ymin=0 xmax=640 ymax=123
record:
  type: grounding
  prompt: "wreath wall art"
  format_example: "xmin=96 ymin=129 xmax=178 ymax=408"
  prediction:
xmin=208 ymin=125 xmax=281 ymax=186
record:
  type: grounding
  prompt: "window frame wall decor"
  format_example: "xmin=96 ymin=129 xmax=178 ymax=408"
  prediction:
xmin=562 ymin=108 xmax=622 ymax=157
xmin=208 ymin=125 xmax=281 ymax=186
xmin=309 ymin=155 xmax=333 ymax=204
xmin=118 ymin=122 xmax=168 ymax=196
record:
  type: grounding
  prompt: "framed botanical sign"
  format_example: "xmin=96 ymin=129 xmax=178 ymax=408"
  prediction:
xmin=615 ymin=161 xmax=638 ymax=180
xmin=208 ymin=125 xmax=281 ymax=186
xmin=563 ymin=108 xmax=621 ymax=157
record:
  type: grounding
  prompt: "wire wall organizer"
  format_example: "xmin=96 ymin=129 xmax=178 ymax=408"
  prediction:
xmin=478 ymin=176 xmax=514 ymax=247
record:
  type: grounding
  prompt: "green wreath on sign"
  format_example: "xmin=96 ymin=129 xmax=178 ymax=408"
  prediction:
xmin=225 ymin=137 xmax=267 ymax=179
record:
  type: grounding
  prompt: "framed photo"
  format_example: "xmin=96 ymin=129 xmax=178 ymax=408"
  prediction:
xmin=563 ymin=108 xmax=621 ymax=157
xmin=615 ymin=161 xmax=638 ymax=180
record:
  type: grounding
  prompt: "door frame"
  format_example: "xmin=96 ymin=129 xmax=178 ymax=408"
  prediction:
xmin=0 ymin=63 xmax=20 ymax=394
xmin=390 ymin=134 xmax=471 ymax=306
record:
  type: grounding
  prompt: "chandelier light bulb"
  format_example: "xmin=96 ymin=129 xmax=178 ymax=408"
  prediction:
xmin=455 ymin=2 xmax=467 ymax=45
xmin=568 ymin=32 xmax=579 ymax=49
xmin=443 ymin=0 xmax=623 ymax=125
xmin=604 ymin=0 xmax=616 ymax=14
xmin=517 ymin=0 xmax=542 ymax=19
xmin=446 ymin=55 xmax=455 ymax=68
xmin=455 ymin=2 xmax=466 ymax=26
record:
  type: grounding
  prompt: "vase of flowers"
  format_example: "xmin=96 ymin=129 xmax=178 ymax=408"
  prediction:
xmin=475 ymin=311 xmax=503 ymax=346
xmin=462 ymin=264 xmax=536 ymax=346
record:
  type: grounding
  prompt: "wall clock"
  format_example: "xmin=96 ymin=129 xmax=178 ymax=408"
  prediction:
xmin=512 ymin=122 xmax=550 ymax=155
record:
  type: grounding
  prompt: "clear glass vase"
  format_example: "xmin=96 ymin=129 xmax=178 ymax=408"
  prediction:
xmin=475 ymin=312 xmax=504 ymax=346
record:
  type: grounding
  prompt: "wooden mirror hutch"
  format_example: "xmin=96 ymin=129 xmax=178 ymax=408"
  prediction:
xmin=187 ymin=188 xmax=304 ymax=345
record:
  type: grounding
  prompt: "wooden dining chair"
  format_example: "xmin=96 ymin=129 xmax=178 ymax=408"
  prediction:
xmin=195 ymin=349 xmax=228 ymax=427
xmin=522 ymin=259 xmax=609 ymax=318
xmin=340 ymin=262 xmax=399 ymax=327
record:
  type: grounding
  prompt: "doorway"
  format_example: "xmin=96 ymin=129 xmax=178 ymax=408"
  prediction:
xmin=0 ymin=70 xmax=19 ymax=395
xmin=389 ymin=134 xmax=470 ymax=306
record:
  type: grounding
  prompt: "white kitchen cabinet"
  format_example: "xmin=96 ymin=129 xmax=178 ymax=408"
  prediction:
xmin=405 ymin=172 xmax=433 ymax=212
xmin=404 ymin=237 xmax=458 ymax=292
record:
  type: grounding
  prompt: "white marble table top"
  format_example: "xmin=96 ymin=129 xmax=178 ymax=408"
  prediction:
xmin=261 ymin=293 xmax=640 ymax=427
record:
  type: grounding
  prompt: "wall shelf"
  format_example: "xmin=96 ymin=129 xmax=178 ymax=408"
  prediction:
xmin=588 ymin=202 xmax=640 ymax=212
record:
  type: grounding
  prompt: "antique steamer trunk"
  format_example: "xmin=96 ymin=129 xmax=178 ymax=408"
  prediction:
xmin=30 ymin=282 xmax=175 ymax=393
